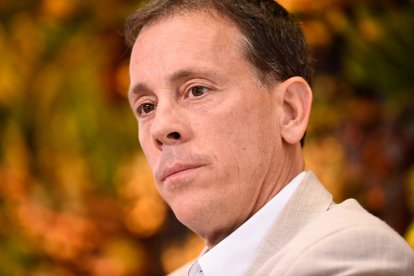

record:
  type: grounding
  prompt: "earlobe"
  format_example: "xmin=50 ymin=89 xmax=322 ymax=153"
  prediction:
xmin=278 ymin=77 xmax=313 ymax=145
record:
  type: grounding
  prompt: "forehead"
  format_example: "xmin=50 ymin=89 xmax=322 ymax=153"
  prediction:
xmin=136 ymin=9 xmax=241 ymax=45
xmin=129 ymin=10 xmax=248 ymax=75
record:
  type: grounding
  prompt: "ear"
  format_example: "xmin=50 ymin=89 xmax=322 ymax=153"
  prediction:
xmin=278 ymin=77 xmax=313 ymax=145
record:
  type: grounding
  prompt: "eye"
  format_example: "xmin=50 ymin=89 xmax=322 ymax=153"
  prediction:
xmin=137 ymin=103 xmax=156 ymax=116
xmin=189 ymin=86 xmax=209 ymax=98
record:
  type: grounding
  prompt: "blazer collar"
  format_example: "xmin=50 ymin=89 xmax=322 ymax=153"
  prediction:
xmin=247 ymin=171 xmax=334 ymax=275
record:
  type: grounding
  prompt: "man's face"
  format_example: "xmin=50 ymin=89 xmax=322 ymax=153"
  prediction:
xmin=129 ymin=12 xmax=286 ymax=245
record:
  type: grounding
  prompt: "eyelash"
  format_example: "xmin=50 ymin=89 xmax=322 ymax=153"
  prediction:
xmin=135 ymin=84 xmax=211 ymax=117
xmin=136 ymin=101 xmax=156 ymax=117
xmin=187 ymin=85 xmax=209 ymax=98
xmin=137 ymin=103 xmax=155 ymax=114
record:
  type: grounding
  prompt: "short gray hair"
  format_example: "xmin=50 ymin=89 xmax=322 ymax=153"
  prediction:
xmin=124 ymin=0 xmax=313 ymax=85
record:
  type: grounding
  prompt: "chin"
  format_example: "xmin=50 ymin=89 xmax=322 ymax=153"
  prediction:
xmin=169 ymin=196 xmax=233 ymax=246
xmin=170 ymin=198 xmax=200 ymax=223
xmin=168 ymin=195 xmax=211 ymax=233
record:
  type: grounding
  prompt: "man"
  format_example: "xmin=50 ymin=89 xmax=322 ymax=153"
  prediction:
xmin=124 ymin=0 xmax=414 ymax=275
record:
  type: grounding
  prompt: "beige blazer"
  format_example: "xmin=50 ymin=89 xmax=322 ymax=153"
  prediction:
xmin=169 ymin=172 xmax=414 ymax=275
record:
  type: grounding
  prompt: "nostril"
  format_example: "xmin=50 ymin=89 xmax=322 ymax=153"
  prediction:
xmin=167 ymin=132 xmax=181 ymax=140
xmin=155 ymin=139 xmax=163 ymax=148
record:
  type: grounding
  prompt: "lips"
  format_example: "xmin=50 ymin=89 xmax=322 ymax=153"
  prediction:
xmin=159 ymin=163 xmax=204 ymax=183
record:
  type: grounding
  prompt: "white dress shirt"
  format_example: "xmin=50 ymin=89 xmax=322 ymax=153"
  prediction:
xmin=189 ymin=171 xmax=306 ymax=276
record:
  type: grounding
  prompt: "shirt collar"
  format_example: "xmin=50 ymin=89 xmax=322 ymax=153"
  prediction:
xmin=196 ymin=171 xmax=306 ymax=276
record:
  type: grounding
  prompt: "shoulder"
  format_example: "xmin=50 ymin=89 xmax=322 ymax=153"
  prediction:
xmin=259 ymin=199 xmax=414 ymax=275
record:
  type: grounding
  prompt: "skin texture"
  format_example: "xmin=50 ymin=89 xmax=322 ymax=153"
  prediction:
xmin=128 ymin=11 xmax=312 ymax=247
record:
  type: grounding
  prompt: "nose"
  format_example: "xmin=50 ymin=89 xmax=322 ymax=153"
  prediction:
xmin=150 ymin=102 xmax=189 ymax=150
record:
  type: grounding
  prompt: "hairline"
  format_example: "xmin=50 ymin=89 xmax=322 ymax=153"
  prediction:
xmin=130 ymin=6 xmax=279 ymax=87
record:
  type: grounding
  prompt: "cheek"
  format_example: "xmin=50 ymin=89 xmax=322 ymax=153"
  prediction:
xmin=138 ymin=127 xmax=158 ymax=169
xmin=199 ymin=108 xmax=254 ymax=169
xmin=137 ymin=127 xmax=146 ymax=149
xmin=211 ymin=101 xmax=273 ymax=148
xmin=209 ymin=101 xmax=277 ymax=172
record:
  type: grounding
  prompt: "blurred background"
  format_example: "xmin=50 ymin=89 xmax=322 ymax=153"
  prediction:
xmin=0 ymin=0 xmax=413 ymax=275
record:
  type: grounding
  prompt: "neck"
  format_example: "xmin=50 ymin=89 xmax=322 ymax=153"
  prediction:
xmin=251 ymin=143 xmax=304 ymax=215
xmin=204 ymin=144 xmax=305 ymax=248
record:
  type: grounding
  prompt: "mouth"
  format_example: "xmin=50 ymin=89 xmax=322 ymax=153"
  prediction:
xmin=160 ymin=163 xmax=205 ymax=183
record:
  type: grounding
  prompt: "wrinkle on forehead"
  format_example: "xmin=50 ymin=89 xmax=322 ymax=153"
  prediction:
xmin=130 ymin=10 xmax=254 ymax=86
xmin=134 ymin=8 xmax=251 ymax=68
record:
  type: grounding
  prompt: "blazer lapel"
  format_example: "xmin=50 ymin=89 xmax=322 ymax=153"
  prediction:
xmin=246 ymin=171 xmax=334 ymax=275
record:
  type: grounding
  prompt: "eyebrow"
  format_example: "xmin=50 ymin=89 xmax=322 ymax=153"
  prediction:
xmin=169 ymin=69 xmax=208 ymax=83
xmin=129 ymin=83 xmax=151 ymax=98
xmin=128 ymin=68 xmax=221 ymax=97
